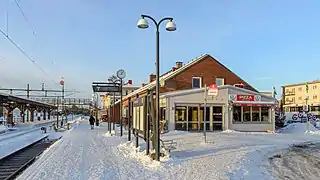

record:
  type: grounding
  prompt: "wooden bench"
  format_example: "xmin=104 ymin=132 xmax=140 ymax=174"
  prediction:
xmin=160 ymin=139 xmax=177 ymax=153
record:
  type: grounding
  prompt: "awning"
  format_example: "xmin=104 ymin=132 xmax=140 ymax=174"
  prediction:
xmin=232 ymin=101 xmax=276 ymax=107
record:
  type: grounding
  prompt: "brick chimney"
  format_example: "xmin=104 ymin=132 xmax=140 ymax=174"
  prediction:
xmin=149 ymin=73 xmax=156 ymax=83
xmin=127 ymin=80 xmax=132 ymax=85
xmin=176 ymin=61 xmax=183 ymax=69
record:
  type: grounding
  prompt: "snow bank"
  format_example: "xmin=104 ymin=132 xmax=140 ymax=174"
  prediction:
xmin=0 ymin=125 xmax=7 ymax=134
xmin=103 ymin=131 xmax=116 ymax=137
xmin=222 ymin=129 xmax=274 ymax=134
xmin=163 ymin=130 xmax=190 ymax=136
xmin=117 ymin=142 xmax=170 ymax=169
xmin=278 ymin=122 xmax=320 ymax=134
xmin=222 ymin=129 xmax=237 ymax=133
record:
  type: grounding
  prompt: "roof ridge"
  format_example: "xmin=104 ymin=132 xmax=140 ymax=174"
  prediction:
xmin=115 ymin=54 xmax=209 ymax=104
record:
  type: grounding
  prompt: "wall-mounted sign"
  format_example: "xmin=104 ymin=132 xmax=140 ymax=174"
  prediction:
xmin=229 ymin=94 xmax=261 ymax=102
xmin=208 ymin=84 xmax=218 ymax=96
xmin=237 ymin=95 xmax=254 ymax=101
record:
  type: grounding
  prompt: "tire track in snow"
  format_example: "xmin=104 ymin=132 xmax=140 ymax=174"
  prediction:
xmin=268 ymin=143 xmax=320 ymax=180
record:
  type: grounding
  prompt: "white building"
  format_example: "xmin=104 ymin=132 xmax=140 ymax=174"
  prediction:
xmin=132 ymin=85 xmax=278 ymax=132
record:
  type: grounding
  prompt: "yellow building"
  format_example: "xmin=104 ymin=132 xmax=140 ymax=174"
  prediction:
xmin=282 ymin=80 xmax=320 ymax=116
xmin=101 ymin=83 xmax=140 ymax=109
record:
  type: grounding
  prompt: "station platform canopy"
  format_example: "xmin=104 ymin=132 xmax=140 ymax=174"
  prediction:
xmin=0 ymin=92 xmax=56 ymax=109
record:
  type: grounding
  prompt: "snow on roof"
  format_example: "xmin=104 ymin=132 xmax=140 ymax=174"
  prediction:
xmin=114 ymin=54 xmax=209 ymax=105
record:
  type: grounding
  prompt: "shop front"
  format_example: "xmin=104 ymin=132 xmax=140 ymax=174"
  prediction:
xmin=160 ymin=85 xmax=277 ymax=132
xmin=229 ymin=93 xmax=276 ymax=132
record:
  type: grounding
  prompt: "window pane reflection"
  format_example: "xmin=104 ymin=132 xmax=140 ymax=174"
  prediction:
xmin=243 ymin=106 xmax=250 ymax=122
xmin=175 ymin=106 xmax=186 ymax=122
xmin=252 ymin=107 xmax=259 ymax=121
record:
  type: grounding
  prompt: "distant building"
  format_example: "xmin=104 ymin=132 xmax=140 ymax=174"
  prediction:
xmin=260 ymin=91 xmax=273 ymax=97
xmin=101 ymin=80 xmax=140 ymax=109
xmin=282 ymin=80 xmax=320 ymax=117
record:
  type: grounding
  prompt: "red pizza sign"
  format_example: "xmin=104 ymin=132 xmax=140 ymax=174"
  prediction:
xmin=236 ymin=95 xmax=255 ymax=101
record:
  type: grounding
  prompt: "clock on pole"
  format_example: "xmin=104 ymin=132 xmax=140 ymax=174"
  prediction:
xmin=116 ymin=69 xmax=126 ymax=79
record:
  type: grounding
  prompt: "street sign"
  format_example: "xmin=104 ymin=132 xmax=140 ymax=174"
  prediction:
xmin=208 ymin=84 xmax=218 ymax=96
xmin=92 ymin=83 xmax=120 ymax=92
xmin=307 ymin=113 xmax=313 ymax=120
xmin=292 ymin=114 xmax=298 ymax=120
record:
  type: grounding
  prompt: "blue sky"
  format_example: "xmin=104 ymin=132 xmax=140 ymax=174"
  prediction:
xmin=0 ymin=0 xmax=319 ymax=98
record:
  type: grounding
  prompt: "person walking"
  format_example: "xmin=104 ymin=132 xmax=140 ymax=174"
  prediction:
xmin=89 ymin=114 xmax=95 ymax=130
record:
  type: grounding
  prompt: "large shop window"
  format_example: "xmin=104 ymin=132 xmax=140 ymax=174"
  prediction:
xmin=261 ymin=107 xmax=269 ymax=121
xmin=175 ymin=106 xmax=187 ymax=131
xmin=192 ymin=77 xmax=201 ymax=88
xmin=233 ymin=106 xmax=270 ymax=123
xmin=200 ymin=106 xmax=210 ymax=131
xmin=233 ymin=106 xmax=241 ymax=122
xmin=212 ymin=106 xmax=222 ymax=121
xmin=252 ymin=107 xmax=260 ymax=121
xmin=175 ymin=106 xmax=186 ymax=122
xmin=188 ymin=106 xmax=199 ymax=131
xmin=243 ymin=106 xmax=251 ymax=122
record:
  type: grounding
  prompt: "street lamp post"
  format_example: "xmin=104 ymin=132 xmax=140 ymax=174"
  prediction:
xmin=137 ymin=14 xmax=176 ymax=161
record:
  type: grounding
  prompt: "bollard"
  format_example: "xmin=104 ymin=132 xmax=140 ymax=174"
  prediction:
xmin=135 ymin=129 xmax=139 ymax=148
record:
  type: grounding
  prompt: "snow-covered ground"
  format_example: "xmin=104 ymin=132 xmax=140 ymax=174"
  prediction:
xmin=17 ymin=121 xmax=320 ymax=180
xmin=268 ymin=142 xmax=320 ymax=180
xmin=277 ymin=122 xmax=319 ymax=134
xmin=0 ymin=125 xmax=7 ymax=134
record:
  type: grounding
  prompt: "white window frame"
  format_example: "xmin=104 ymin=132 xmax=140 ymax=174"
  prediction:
xmin=192 ymin=77 xmax=202 ymax=88
xmin=216 ymin=77 xmax=225 ymax=86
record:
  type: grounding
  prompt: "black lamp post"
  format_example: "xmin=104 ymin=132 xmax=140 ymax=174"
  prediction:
xmin=108 ymin=75 xmax=119 ymax=132
xmin=137 ymin=14 xmax=176 ymax=161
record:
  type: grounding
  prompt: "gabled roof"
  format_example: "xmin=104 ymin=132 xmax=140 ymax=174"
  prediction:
xmin=114 ymin=54 xmax=208 ymax=104
xmin=114 ymin=53 xmax=257 ymax=105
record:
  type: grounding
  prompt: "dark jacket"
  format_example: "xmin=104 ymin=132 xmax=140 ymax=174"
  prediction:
xmin=89 ymin=115 xmax=95 ymax=125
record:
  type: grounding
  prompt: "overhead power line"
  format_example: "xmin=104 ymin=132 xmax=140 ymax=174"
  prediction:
xmin=0 ymin=29 xmax=58 ymax=85
xmin=14 ymin=0 xmax=36 ymax=36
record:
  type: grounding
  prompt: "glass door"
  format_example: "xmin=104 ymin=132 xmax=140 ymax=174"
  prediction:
xmin=212 ymin=106 xmax=223 ymax=131
xmin=188 ymin=106 xmax=199 ymax=131
xmin=200 ymin=106 xmax=210 ymax=130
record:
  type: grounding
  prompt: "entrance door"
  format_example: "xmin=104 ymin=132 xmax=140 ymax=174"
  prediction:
xmin=200 ymin=106 xmax=210 ymax=130
xmin=212 ymin=106 xmax=223 ymax=131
